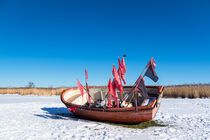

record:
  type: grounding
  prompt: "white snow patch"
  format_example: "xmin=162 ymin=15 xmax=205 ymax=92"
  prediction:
xmin=0 ymin=95 xmax=209 ymax=140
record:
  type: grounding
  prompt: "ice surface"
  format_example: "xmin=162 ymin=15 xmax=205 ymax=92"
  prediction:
xmin=0 ymin=95 xmax=209 ymax=140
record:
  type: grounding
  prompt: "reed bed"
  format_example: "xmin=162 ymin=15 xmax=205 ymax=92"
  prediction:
xmin=0 ymin=85 xmax=209 ymax=98
xmin=164 ymin=85 xmax=210 ymax=98
xmin=0 ymin=88 xmax=68 ymax=96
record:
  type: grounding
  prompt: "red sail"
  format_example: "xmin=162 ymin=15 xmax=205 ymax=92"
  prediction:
xmin=77 ymin=80 xmax=83 ymax=97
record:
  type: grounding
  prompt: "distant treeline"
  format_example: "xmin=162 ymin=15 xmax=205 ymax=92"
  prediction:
xmin=0 ymin=84 xmax=209 ymax=98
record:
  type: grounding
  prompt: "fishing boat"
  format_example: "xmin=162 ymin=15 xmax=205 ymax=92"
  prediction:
xmin=60 ymin=85 xmax=164 ymax=124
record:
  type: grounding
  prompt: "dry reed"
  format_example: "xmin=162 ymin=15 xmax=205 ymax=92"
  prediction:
xmin=0 ymin=88 xmax=68 ymax=96
xmin=0 ymin=85 xmax=209 ymax=98
xmin=164 ymin=85 xmax=210 ymax=98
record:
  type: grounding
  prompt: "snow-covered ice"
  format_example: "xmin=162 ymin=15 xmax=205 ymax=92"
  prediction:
xmin=0 ymin=94 xmax=209 ymax=140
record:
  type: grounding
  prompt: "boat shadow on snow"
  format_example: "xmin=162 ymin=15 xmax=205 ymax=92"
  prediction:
xmin=34 ymin=107 xmax=167 ymax=129
xmin=34 ymin=107 xmax=79 ymax=121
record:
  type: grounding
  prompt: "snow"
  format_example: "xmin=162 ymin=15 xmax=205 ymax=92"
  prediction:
xmin=0 ymin=95 xmax=209 ymax=140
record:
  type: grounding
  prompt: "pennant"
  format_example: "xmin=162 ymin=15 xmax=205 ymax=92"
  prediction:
xmin=145 ymin=58 xmax=158 ymax=82
xmin=85 ymin=68 xmax=88 ymax=81
xmin=77 ymin=80 xmax=84 ymax=97
xmin=86 ymin=82 xmax=91 ymax=107
xmin=108 ymin=78 xmax=114 ymax=96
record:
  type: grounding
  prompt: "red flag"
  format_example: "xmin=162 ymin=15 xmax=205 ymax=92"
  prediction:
xmin=112 ymin=65 xmax=123 ymax=93
xmin=113 ymin=91 xmax=119 ymax=108
xmin=121 ymin=74 xmax=126 ymax=85
xmin=118 ymin=57 xmax=122 ymax=70
xmin=107 ymin=94 xmax=113 ymax=108
xmin=112 ymin=81 xmax=119 ymax=108
xmin=118 ymin=57 xmax=123 ymax=77
xmin=86 ymin=82 xmax=91 ymax=107
xmin=121 ymin=56 xmax=127 ymax=74
xmin=85 ymin=68 xmax=88 ymax=81
xmin=112 ymin=65 xmax=121 ymax=84
xmin=68 ymin=107 xmax=77 ymax=113
xmin=107 ymin=78 xmax=114 ymax=108
xmin=117 ymin=68 xmax=121 ymax=76
xmin=108 ymin=78 xmax=114 ymax=96
xmin=77 ymin=80 xmax=83 ymax=97
xmin=118 ymin=57 xmax=126 ymax=84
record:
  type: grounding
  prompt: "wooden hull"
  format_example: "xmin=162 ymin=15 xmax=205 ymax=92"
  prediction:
xmin=61 ymin=86 xmax=163 ymax=124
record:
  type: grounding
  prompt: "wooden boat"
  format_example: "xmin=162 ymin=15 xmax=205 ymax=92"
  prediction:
xmin=61 ymin=86 xmax=164 ymax=124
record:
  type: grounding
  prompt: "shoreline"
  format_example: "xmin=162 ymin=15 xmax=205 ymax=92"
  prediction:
xmin=0 ymin=85 xmax=209 ymax=98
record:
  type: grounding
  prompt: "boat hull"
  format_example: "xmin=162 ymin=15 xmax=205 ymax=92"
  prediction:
xmin=61 ymin=86 xmax=163 ymax=124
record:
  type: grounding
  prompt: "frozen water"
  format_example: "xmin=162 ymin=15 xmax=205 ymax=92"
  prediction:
xmin=0 ymin=95 xmax=209 ymax=140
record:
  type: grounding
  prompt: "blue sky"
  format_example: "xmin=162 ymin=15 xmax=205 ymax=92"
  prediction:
xmin=0 ymin=0 xmax=210 ymax=87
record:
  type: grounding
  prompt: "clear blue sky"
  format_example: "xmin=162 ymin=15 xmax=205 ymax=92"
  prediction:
xmin=0 ymin=0 xmax=210 ymax=87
